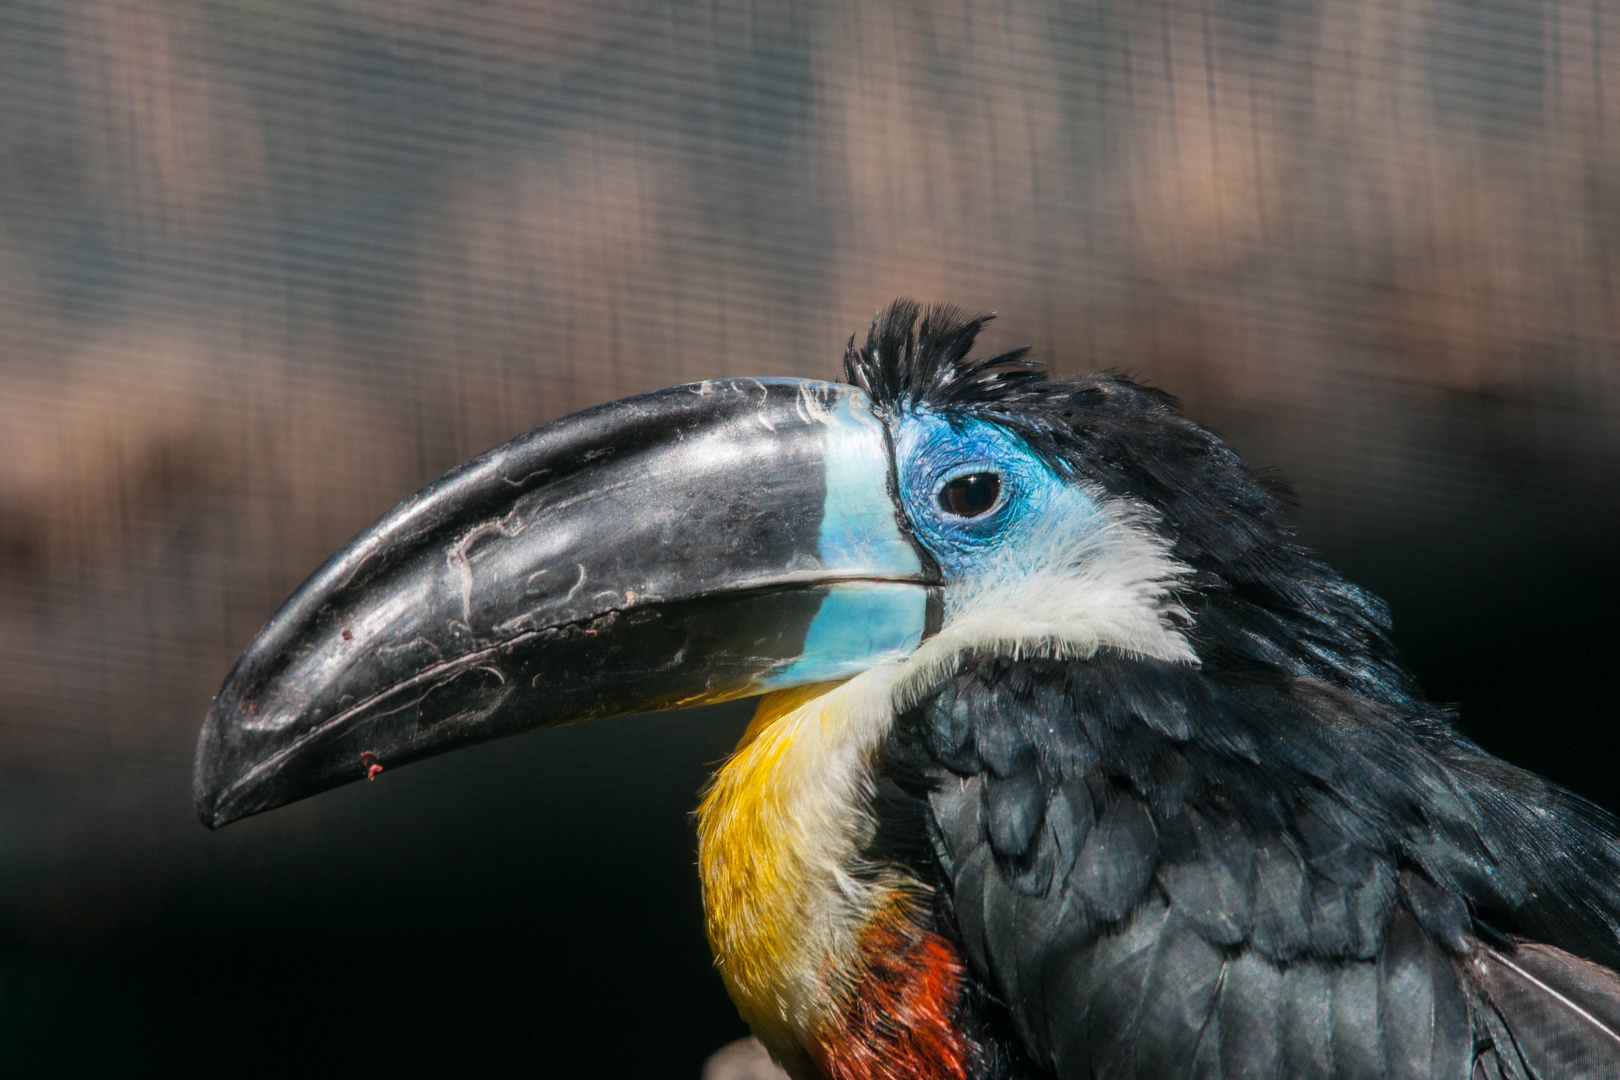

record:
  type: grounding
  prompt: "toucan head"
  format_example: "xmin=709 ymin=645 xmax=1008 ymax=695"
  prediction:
xmin=195 ymin=300 xmax=1409 ymax=827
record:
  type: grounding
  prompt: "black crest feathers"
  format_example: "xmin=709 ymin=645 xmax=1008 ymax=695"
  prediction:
xmin=843 ymin=300 xmax=1045 ymax=414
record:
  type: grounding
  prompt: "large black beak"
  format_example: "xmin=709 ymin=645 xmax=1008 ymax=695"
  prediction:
xmin=195 ymin=379 xmax=940 ymax=828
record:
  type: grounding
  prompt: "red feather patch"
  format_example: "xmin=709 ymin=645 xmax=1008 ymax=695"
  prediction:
xmin=811 ymin=913 xmax=976 ymax=1080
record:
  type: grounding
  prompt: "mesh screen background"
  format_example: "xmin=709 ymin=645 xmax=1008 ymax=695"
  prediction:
xmin=0 ymin=0 xmax=1617 ymax=1073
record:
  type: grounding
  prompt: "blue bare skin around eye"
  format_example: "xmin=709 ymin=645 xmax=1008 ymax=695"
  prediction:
xmin=892 ymin=410 xmax=1105 ymax=579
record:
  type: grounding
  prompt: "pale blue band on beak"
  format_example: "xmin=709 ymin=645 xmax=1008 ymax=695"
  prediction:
xmin=811 ymin=388 xmax=924 ymax=577
xmin=749 ymin=382 xmax=929 ymax=691
xmin=757 ymin=581 xmax=927 ymax=690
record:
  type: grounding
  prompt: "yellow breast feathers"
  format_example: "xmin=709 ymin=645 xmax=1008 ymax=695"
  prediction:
xmin=695 ymin=667 xmax=918 ymax=1058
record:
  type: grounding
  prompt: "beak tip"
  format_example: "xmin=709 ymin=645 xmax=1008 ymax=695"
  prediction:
xmin=192 ymin=708 xmax=245 ymax=830
xmin=192 ymin=779 xmax=228 ymax=829
xmin=193 ymin=776 xmax=252 ymax=830
xmin=192 ymin=776 xmax=229 ymax=831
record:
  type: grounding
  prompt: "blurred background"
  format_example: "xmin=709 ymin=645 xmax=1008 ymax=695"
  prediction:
xmin=0 ymin=0 xmax=1617 ymax=1073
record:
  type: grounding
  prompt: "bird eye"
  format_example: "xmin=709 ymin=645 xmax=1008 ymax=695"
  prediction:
xmin=938 ymin=473 xmax=1002 ymax=518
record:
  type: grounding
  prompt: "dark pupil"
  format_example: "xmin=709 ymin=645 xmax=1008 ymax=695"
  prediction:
xmin=939 ymin=473 xmax=1001 ymax=518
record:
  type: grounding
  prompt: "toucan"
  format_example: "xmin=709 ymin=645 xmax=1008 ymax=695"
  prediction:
xmin=196 ymin=301 xmax=1620 ymax=1079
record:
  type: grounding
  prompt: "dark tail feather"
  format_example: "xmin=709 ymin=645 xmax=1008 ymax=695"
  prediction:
xmin=1470 ymin=941 xmax=1620 ymax=1079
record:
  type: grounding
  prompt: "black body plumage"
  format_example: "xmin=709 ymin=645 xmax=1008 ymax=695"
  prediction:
xmin=849 ymin=301 xmax=1620 ymax=1078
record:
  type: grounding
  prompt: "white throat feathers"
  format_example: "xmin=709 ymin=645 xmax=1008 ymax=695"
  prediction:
xmin=893 ymin=497 xmax=1197 ymax=708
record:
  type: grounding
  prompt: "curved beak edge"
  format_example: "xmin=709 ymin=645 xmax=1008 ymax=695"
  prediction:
xmin=194 ymin=378 xmax=940 ymax=828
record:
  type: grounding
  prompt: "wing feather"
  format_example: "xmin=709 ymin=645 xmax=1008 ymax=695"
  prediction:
xmin=1217 ymin=950 xmax=1284 ymax=1080
xmin=1378 ymin=909 xmax=1471 ymax=1080
xmin=1280 ymin=961 xmax=1334 ymax=1080
xmin=900 ymin=652 xmax=1620 ymax=1078
xmin=1128 ymin=912 xmax=1227 ymax=1079
xmin=1471 ymin=941 xmax=1620 ymax=1079
xmin=1330 ymin=959 xmax=1386 ymax=1078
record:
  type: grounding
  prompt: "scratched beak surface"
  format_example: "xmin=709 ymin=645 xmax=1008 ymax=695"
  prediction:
xmin=194 ymin=378 xmax=941 ymax=828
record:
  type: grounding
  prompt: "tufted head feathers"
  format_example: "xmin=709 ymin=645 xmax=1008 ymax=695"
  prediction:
xmin=844 ymin=299 xmax=1423 ymax=712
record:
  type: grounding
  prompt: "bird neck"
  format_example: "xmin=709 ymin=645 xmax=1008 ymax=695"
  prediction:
xmin=695 ymin=669 xmax=972 ymax=1079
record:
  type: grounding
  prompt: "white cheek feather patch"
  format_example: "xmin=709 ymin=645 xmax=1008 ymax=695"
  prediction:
xmin=892 ymin=498 xmax=1198 ymax=710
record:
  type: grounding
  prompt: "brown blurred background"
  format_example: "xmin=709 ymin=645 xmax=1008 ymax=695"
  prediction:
xmin=0 ymin=0 xmax=1617 ymax=1073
